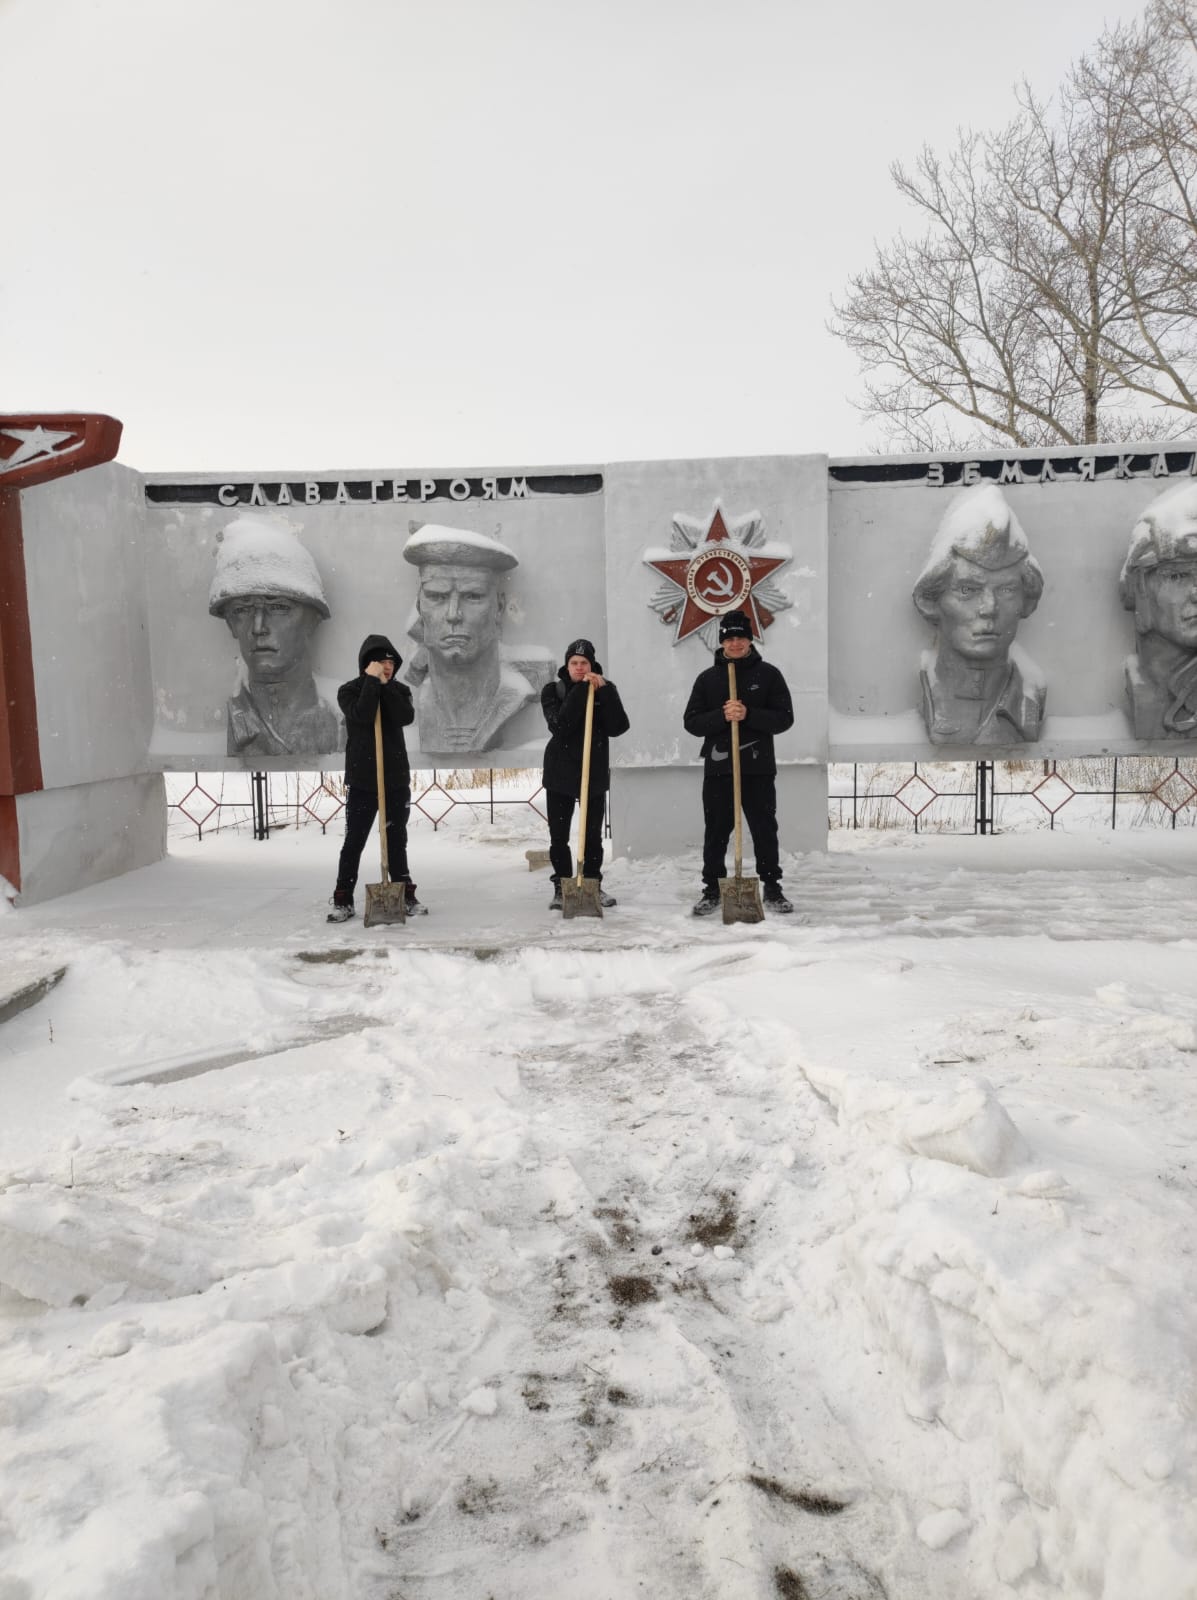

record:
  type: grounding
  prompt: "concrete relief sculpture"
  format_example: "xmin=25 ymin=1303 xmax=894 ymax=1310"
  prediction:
xmin=209 ymin=513 xmax=343 ymax=758
xmin=913 ymin=486 xmax=1046 ymax=746
xmin=402 ymin=524 xmax=548 ymax=754
xmin=1119 ymin=482 xmax=1197 ymax=739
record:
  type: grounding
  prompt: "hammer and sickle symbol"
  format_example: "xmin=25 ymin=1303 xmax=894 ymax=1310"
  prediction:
xmin=700 ymin=561 xmax=736 ymax=601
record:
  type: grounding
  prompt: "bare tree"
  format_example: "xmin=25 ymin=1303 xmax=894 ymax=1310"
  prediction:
xmin=830 ymin=0 xmax=1197 ymax=450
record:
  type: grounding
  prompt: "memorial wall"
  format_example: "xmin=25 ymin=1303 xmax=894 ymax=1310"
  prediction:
xmin=830 ymin=446 xmax=1197 ymax=760
xmin=3 ymin=413 xmax=1195 ymax=903
xmin=143 ymin=467 xmax=605 ymax=769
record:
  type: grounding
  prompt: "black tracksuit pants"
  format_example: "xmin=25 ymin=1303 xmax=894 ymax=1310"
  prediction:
xmin=335 ymin=783 xmax=411 ymax=897
xmin=547 ymin=788 xmax=605 ymax=883
xmin=701 ymin=773 xmax=780 ymax=890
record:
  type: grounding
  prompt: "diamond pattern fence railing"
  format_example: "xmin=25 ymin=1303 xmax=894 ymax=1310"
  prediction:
xmin=409 ymin=774 xmax=546 ymax=829
xmin=166 ymin=770 xmax=550 ymax=842
xmin=828 ymin=757 xmax=1197 ymax=832
xmin=167 ymin=759 xmax=1197 ymax=843
xmin=167 ymin=773 xmax=344 ymax=840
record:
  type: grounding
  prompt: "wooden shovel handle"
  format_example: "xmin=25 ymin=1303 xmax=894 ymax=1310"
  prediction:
xmin=374 ymin=707 xmax=390 ymax=884
xmin=575 ymin=679 xmax=596 ymax=886
xmin=729 ymin=661 xmax=743 ymax=880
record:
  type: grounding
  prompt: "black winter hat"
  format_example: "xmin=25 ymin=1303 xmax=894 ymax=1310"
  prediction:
xmin=563 ymin=637 xmax=597 ymax=667
xmin=718 ymin=610 xmax=753 ymax=641
xmin=358 ymin=633 xmax=401 ymax=672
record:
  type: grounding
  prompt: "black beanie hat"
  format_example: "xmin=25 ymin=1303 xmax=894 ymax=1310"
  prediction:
xmin=718 ymin=610 xmax=753 ymax=642
xmin=564 ymin=637 xmax=597 ymax=667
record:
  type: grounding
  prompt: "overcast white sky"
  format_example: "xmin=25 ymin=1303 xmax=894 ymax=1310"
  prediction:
xmin=1 ymin=0 xmax=1143 ymax=472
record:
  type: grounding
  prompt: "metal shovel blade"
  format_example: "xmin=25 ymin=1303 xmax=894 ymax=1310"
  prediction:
xmin=719 ymin=874 xmax=764 ymax=925
xmin=363 ymin=882 xmax=407 ymax=927
xmin=561 ymin=876 xmax=603 ymax=919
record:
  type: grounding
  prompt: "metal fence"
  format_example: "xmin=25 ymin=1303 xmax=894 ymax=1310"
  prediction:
xmin=166 ymin=770 xmax=548 ymax=842
xmin=828 ymin=756 xmax=1197 ymax=833
xmin=168 ymin=757 xmax=1197 ymax=843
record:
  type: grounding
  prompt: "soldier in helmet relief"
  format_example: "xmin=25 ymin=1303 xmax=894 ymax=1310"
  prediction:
xmin=1119 ymin=482 xmax=1197 ymax=740
xmin=913 ymin=486 xmax=1046 ymax=746
xmin=208 ymin=514 xmax=343 ymax=758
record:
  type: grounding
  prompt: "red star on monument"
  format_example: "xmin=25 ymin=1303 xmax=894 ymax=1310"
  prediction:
xmin=644 ymin=507 xmax=790 ymax=645
xmin=0 ymin=413 xmax=121 ymax=489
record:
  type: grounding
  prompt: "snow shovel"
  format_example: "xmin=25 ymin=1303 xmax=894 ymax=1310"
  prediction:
xmin=561 ymin=678 xmax=603 ymax=919
xmin=363 ymin=707 xmax=407 ymax=928
xmin=720 ymin=661 xmax=764 ymax=925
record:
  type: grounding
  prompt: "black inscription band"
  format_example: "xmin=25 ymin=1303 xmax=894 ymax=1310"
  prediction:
xmin=146 ymin=472 xmax=604 ymax=507
xmin=831 ymin=451 xmax=1197 ymax=487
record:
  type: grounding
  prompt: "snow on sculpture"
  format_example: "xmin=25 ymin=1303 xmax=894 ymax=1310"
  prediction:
xmin=912 ymin=486 xmax=1046 ymax=746
xmin=401 ymin=524 xmax=548 ymax=754
xmin=1119 ymin=482 xmax=1197 ymax=740
xmin=208 ymin=513 xmax=343 ymax=758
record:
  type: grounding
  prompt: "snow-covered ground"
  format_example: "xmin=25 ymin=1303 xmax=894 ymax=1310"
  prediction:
xmin=2 ymin=812 xmax=1196 ymax=1600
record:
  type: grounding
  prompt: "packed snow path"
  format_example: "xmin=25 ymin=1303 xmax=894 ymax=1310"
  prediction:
xmin=1 ymin=824 xmax=1195 ymax=1599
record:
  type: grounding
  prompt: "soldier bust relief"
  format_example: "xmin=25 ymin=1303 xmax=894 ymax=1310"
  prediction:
xmin=912 ymin=486 xmax=1046 ymax=746
xmin=1119 ymin=482 xmax=1197 ymax=740
xmin=209 ymin=514 xmax=343 ymax=758
xmin=402 ymin=524 xmax=540 ymax=754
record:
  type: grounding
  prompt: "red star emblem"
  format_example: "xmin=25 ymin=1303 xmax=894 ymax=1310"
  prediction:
xmin=644 ymin=507 xmax=789 ymax=644
xmin=0 ymin=414 xmax=122 ymax=488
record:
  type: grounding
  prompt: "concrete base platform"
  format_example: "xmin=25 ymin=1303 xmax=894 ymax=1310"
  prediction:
xmin=15 ymin=774 xmax=166 ymax=905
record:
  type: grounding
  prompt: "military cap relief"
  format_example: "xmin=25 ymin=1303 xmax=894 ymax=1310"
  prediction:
xmin=912 ymin=486 xmax=1047 ymax=747
xmin=401 ymin=523 xmax=551 ymax=755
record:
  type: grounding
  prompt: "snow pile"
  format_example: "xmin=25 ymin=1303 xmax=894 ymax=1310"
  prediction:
xmin=0 ymin=1020 xmax=531 ymax=1600
xmin=0 ymin=1190 xmax=213 ymax=1306
xmin=831 ymin=1140 xmax=1197 ymax=1594
xmin=1 ymin=826 xmax=1196 ymax=1598
xmin=803 ymin=1064 xmax=1030 ymax=1176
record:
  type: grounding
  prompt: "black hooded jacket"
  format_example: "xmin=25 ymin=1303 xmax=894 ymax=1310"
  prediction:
xmin=338 ymin=633 xmax=415 ymax=793
xmin=540 ymin=655 xmax=630 ymax=798
xmin=682 ymin=646 xmax=794 ymax=778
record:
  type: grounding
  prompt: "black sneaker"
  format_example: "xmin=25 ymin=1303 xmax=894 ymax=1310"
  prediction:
xmin=598 ymin=890 xmax=617 ymax=908
xmin=692 ymin=889 xmax=720 ymax=917
xmin=327 ymin=897 xmax=355 ymax=924
xmin=404 ymin=883 xmax=428 ymax=916
xmin=763 ymin=884 xmax=793 ymax=914
xmin=548 ymin=886 xmax=563 ymax=910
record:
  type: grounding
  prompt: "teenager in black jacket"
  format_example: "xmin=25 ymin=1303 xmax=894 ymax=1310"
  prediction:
xmin=540 ymin=637 xmax=630 ymax=910
xmin=327 ymin=633 xmax=425 ymax=921
xmin=682 ymin=609 xmax=794 ymax=915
